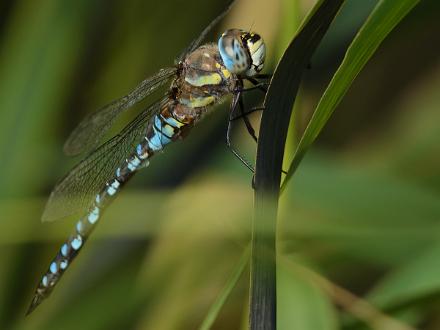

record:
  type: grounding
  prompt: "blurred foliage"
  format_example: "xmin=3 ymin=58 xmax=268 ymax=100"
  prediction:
xmin=0 ymin=0 xmax=439 ymax=329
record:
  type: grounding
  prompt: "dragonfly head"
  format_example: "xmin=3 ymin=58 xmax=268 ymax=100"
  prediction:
xmin=218 ymin=29 xmax=266 ymax=77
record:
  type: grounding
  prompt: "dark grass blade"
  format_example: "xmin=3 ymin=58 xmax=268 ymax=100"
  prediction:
xmin=250 ymin=1 xmax=346 ymax=329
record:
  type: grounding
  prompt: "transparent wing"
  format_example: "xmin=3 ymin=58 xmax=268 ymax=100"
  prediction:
xmin=42 ymin=97 xmax=171 ymax=222
xmin=176 ymin=0 xmax=236 ymax=63
xmin=63 ymin=67 xmax=177 ymax=156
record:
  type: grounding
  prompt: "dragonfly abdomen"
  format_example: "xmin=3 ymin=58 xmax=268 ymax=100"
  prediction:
xmin=28 ymin=2 xmax=268 ymax=311
xmin=27 ymin=110 xmax=188 ymax=314
xmin=27 ymin=163 xmax=139 ymax=313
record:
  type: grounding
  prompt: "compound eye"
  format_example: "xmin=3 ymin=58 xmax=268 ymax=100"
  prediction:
xmin=243 ymin=33 xmax=266 ymax=77
xmin=218 ymin=29 xmax=250 ymax=74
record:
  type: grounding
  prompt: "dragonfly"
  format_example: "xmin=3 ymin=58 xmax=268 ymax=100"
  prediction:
xmin=27 ymin=0 xmax=268 ymax=315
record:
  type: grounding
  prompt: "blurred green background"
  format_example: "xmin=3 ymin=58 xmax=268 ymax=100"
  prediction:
xmin=0 ymin=0 xmax=439 ymax=329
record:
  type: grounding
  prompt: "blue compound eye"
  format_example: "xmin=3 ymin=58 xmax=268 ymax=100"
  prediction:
xmin=218 ymin=29 xmax=266 ymax=77
xmin=218 ymin=29 xmax=251 ymax=74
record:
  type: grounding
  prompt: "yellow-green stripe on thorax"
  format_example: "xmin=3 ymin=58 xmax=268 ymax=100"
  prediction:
xmin=176 ymin=44 xmax=235 ymax=110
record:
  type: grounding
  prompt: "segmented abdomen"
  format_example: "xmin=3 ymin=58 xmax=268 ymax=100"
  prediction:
xmin=27 ymin=110 xmax=187 ymax=314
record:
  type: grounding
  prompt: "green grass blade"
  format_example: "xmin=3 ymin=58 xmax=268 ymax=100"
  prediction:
xmin=282 ymin=0 xmax=421 ymax=190
xmin=199 ymin=246 xmax=250 ymax=330
xmin=278 ymin=263 xmax=338 ymax=330
xmin=369 ymin=241 xmax=440 ymax=309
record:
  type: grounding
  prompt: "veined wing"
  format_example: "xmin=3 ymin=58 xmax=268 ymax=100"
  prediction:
xmin=176 ymin=0 xmax=236 ymax=63
xmin=64 ymin=0 xmax=235 ymax=156
xmin=42 ymin=97 xmax=170 ymax=222
xmin=63 ymin=67 xmax=177 ymax=156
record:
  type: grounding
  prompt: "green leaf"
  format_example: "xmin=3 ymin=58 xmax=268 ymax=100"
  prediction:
xmin=277 ymin=263 xmax=338 ymax=330
xmin=280 ymin=153 xmax=440 ymax=266
xmin=199 ymin=246 xmax=249 ymax=330
xmin=369 ymin=241 xmax=440 ymax=309
xmin=282 ymin=0 xmax=421 ymax=189
xmin=0 ymin=0 xmax=95 ymax=198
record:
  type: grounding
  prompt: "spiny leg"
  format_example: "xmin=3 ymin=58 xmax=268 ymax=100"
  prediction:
xmin=245 ymin=76 xmax=271 ymax=94
xmin=230 ymin=74 xmax=273 ymax=123
xmin=238 ymin=96 xmax=258 ymax=143
xmin=230 ymin=106 xmax=265 ymax=121
xmin=226 ymin=91 xmax=255 ymax=173
xmin=233 ymin=77 xmax=265 ymax=142
xmin=253 ymin=73 xmax=272 ymax=80
xmin=240 ymin=75 xmax=290 ymax=176
xmin=238 ymin=83 xmax=268 ymax=93
xmin=235 ymin=98 xmax=288 ymax=177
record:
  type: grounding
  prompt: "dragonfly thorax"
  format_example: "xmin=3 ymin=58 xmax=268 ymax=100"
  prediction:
xmin=218 ymin=29 xmax=266 ymax=77
xmin=175 ymin=44 xmax=236 ymax=117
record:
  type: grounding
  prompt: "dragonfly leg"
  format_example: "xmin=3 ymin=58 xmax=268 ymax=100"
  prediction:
xmin=233 ymin=82 xmax=289 ymax=177
xmin=230 ymin=106 xmax=265 ymax=121
xmin=227 ymin=91 xmax=255 ymax=173
xmin=238 ymin=83 xmax=268 ymax=93
xmin=238 ymin=96 xmax=258 ymax=143
xmin=247 ymin=77 xmax=269 ymax=93
xmin=253 ymin=73 xmax=272 ymax=80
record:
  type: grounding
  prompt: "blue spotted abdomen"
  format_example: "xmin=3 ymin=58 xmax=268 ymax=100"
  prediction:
xmin=27 ymin=109 xmax=187 ymax=313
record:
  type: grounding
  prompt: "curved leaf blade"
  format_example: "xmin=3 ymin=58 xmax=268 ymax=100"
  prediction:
xmin=282 ymin=0 xmax=421 ymax=189
xmin=199 ymin=246 xmax=249 ymax=330
xmin=251 ymin=0 xmax=346 ymax=328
